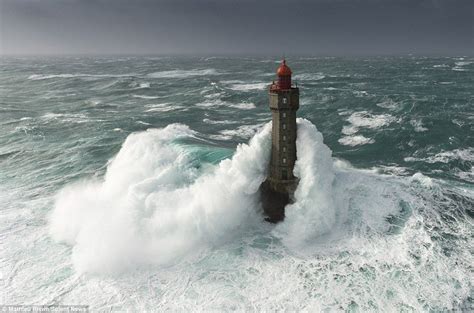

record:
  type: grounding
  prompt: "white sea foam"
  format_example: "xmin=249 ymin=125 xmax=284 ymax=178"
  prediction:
xmin=404 ymin=148 xmax=474 ymax=164
xmin=195 ymin=100 xmax=223 ymax=108
xmin=373 ymin=165 xmax=409 ymax=176
xmin=196 ymin=99 xmax=255 ymax=110
xmin=376 ymin=98 xmax=400 ymax=110
xmin=28 ymin=74 xmax=77 ymax=80
xmin=28 ymin=73 xmax=135 ymax=80
xmin=452 ymin=61 xmax=472 ymax=72
xmin=410 ymin=173 xmax=434 ymax=187
xmin=338 ymin=110 xmax=353 ymax=116
xmin=147 ymin=69 xmax=218 ymax=79
xmin=275 ymin=119 xmax=335 ymax=246
xmin=144 ymin=103 xmax=179 ymax=113
xmin=410 ymin=119 xmax=428 ymax=132
xmin=228 ymin=82 xmax=268 ymax=91
xmin=137 ymin=82 xmax=150 ymax=89
xmin=133 ymin=95 xmax=161 ymax=99
xmin=346 ymin=111 xmax=396 ymax=130
xmin=49 ymin=123 xmax=272 ymax=274
xmin=128 ymin=81 xmax=151 ymax=89
xmin=202 ymin=118 xmax=234 ymax=125
xmin=352 ymin=90 xmax=370 ymax=97
xmin=233 ymin=102 xmax=256 ymax=109
xmin=341 ymin=125 xmax=358 ymax=135
xmin=452 ymin=119 xmax=465 ymax=127
xmin=45 ymin=120 xmax=473 ymax=310
xmin=211 ymin=124 xmax=265 ymax=140
xmin=136 ymin=121 xmax=152 ymax=126
xmin=293 ymin=73 xmax=325 ymax=81
xmin=203 ymin=91 xmax=225 ymax=99
xmin=41 ymin=113 xmax=89 ymax=124
xmin=84 ymin=99 xmax=102 ymax=107
xmin=455 ymin=167 xmax=474 ymax=183
xmin=338 ymin=111 xmax=395 ymax=145
xmin=455 ymin=61 xmax=472 ymax=66
xmin=338 ymin=135 xmax=375 ymax=146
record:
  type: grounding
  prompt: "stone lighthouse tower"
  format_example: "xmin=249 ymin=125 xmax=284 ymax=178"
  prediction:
xmin=260 ymin=59 xmax=299 ymax=222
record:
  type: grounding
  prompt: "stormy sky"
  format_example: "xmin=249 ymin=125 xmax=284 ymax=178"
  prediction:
xmin=1 ymin=0 xmax=473 ymax=56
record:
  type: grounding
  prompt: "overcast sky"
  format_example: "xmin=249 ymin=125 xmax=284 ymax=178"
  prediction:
xmin=1 ymin=0 xmax=473 ymax=56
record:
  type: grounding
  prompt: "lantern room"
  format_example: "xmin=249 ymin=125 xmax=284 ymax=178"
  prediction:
xmin=276 ymin=59 xmax=292 ymax=90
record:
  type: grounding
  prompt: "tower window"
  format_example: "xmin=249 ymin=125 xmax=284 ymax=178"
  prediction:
xmin=283 ymin=158 xmax=287 ymax=164
xmin=282 ymin=170 xmax=288 ymax=180
xmin=283 ymin=124 xmax=286 ymax=130
xmin=282 ymin=98 xmax=287 ymax=104
xmin=283 ymin=112 xmax=287 ymax=118
xmin=283 ymin=135 xmax=286 ymax=141
xmin=283 ymin=146 xmax=286 ymax=152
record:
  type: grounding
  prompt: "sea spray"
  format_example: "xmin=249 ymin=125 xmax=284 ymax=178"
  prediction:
xmin=49 ymin=117 xmax=344 ymax=275
xmin=48 ymin=119 xmax=395 ymax=273
xmin=46 ymin=119 xmax=473 ymax=310
xmin=49 ymin=123 xmax=272 ymax=274
xmin=275 ymin=119 xmax=335 ymax=246
xmin=3 ymin=56 xmax=471 ymax=310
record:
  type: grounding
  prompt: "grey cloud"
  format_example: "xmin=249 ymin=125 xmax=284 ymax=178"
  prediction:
xmin=1 ymin=0 xmax=473 ymax=55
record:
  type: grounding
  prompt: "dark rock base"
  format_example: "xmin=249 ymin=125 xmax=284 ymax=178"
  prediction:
xmin=259 ymin=179 xmax=296 ymax=223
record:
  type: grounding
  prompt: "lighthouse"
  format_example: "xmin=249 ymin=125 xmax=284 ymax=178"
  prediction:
xmin=260 ymin=59 xmax=299 ymax=223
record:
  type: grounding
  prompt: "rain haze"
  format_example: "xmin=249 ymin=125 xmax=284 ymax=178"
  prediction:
xmin=1 ymin=0 xmax=473 ymax=56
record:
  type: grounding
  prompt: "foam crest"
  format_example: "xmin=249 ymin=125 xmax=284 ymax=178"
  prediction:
xmin=405 ymin=148 xmax=474 ymax=164
xmin=346 ymin=111 xmax=396 ymax=129
xmin=338 ymin=135 xmax=374 ymax=146
xmin=45 ymin=118 xmax=473 ymax=309
xmin=293 ymin=73 xmax=326 ymax=81
xmin=41 ymin=113 xmax=90 ymax=124
xmin=28 ymin=73 xmax=135 ymax=80
xmin=339 ymin=111 xmax=396 ymax=146
xmin=147 ymin=69 xmax=218 ymax=79
xmin=210 ymin=123 xmax=265 ymax=140
xmin=275 ymin=119 xmax=336 ymax=246
xmin=228 ymin=82 xmax=268 ymax=91
xmin=49 ymin=123 xmax=271 ymax=274
xmin=196 ymin=99 xmax=255 ymax=110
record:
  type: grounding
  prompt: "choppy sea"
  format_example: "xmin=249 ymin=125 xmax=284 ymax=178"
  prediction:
xmin=1 ymin=56 xmax=473 ymax=311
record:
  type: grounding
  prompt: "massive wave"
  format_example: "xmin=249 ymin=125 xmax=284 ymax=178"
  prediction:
xmin=49 ymin=119 xmax=472 ymax=310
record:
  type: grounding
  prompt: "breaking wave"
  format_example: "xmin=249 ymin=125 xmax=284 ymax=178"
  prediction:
xmin=50 ymin=123 xmax=271 ymax=274
xmin=147 ymin=69 xmax=219 ymax=79
xmin=48 ymin=120 xmax=473 ymax=310
xmin=338 ymin=134 xmax=375 ymax=146
xmin=228 ymin=82 xmax=268 ymax=91
xmin=275 ymin=120 xmax=335 ymax=246
xmin=293 ymin=73 xmax=326 ymax=81
xmin=49 ymin=120 xmax=339 ymax=273
xmin=338 ymin=111 xmax=397 ymax=146
xmin=28 ymin=73 xmax=136 ymax=80
xmin=210 ymin=123 xmax=265 ymax=140
xmin=196 ymin=99 xmax=255 ymax=110
xmin=404 ymin=148 xmax=474 ymax=164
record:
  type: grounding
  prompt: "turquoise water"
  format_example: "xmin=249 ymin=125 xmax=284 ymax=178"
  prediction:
xmin=1 ymin=56 xmax=473 ymax=311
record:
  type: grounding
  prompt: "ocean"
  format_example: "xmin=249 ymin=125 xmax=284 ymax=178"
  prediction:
xmin=1 ymin=56 xmax=473 ymax=311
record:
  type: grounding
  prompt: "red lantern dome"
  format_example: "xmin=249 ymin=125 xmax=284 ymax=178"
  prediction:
xmin=276 ymin=59 xmax=292 ymax=89
xmin=277 ymin=59 xmax=292 ymax=76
